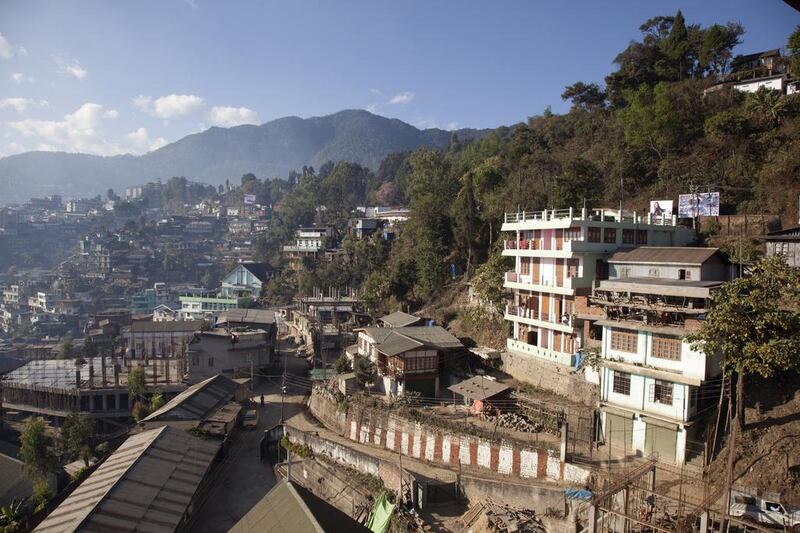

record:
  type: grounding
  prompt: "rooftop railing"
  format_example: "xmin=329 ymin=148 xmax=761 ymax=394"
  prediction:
xmin=503 ymin=207 xmax=678 ymax=226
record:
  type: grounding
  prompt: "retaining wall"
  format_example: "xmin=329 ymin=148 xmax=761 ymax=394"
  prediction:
xmin=500 ymin=350 xmax=598 ymax=406
xmin=308 ymin=389 xmax=590 ymax=485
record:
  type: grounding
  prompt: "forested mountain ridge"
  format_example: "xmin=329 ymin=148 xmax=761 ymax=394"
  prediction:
xmin=0 ymin=109 xmax=488 ymax=204
xmin=258 ymin=14 xmax=800 ymax=316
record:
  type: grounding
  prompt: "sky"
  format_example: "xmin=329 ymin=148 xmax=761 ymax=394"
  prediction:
xmin=0 ymin=0 xmax=798 ymax=158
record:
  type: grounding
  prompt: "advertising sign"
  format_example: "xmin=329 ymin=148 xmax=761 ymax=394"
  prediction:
xmin=243 ymin=194 xmax=256 ymax=205
xmin=649 ymin=200 xmax=673 ymax=218
xmin=678 ymin=192 xmax=719 ymax=218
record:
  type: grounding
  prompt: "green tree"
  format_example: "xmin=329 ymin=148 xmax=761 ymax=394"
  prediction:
xmin=688 ymin=255 xmax=800 ymax=431
xmin=59 ymin=413 xmax=95 ymax=467
xmin=81 ymin=337 xmax=97 ymax=359
xmin=19 ymin=418 xmax=56 ymax=481
xmin=561 ymin=82 xmax=607 ymax=109
xmin=334 ymin=355 xmax=351 ymax=374
xmin=551 ymin=157 xmax=603 ymax=208
xmin=471 ymin=248 xmax=513 ymax=310
xmin=127 ymin=366 xmax=146 ymax=403
xmin=354 ymin=357 xmax=375 ymax=387
xmin=57 ymin=334 xmax=74 ymax=360
xmin=149 ymin=391 xmax=165 ymax=412
xmin=788 ymin=25 xmax=800 ymax=79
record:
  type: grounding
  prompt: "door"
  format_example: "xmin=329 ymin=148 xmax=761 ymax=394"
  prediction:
xmin=531 ymin=259 xmax=540 ymax=285
xmin=645 ymin=424 xmax=677 ymax=463
xmin=555 ymin=229 xmax=564 ymax=250
xmin=555 ymin=259 xmax=564 ymax=287
xmin=540 ymin=293 xmax=551 ymax=321
xmin=605 ymin=413 xmax=633 ymax=449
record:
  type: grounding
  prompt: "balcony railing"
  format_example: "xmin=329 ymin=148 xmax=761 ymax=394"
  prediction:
xmin=505 ymin=305 xmax=575 ymax=327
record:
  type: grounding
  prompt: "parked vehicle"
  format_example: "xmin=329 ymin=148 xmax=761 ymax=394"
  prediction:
xmin=242 ymin=409 xmax=259 ymax=429
xmin=729 ymin=491 xmax=800 ymax=531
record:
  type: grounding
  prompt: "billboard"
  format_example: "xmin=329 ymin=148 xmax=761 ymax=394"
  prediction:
xmin=678 ymin=192 xmax=719 ymax=218
xmin=649 ymin=200 xmax=673 ymax=218
xmin=243 ymin=194 xmax=256 ymax=205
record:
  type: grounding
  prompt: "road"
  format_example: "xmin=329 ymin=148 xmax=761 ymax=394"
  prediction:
xmin=187 ymin=347 xmax=310 ymax=532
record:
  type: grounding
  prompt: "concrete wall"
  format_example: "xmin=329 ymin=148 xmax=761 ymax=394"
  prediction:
xmin=500 ymin=350 xmax=598 ymax=406
xmin=459 ymin=474 xmax=565 ymax=510
xmin=308 ymin=389 xmax=590 ymax=485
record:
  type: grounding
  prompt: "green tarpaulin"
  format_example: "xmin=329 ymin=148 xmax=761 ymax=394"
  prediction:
xmin=366 ymin=492 xmax=395 ymax=533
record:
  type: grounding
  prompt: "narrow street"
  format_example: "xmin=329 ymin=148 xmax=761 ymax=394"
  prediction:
xmin=188 ymin=347 xmax=310 ymax=532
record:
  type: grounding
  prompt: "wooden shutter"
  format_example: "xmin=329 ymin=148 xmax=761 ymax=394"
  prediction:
xmin=555 ymin=259 xmax=564 ymax=287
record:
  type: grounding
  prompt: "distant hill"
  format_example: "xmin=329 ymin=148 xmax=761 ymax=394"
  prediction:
xmin=0 ymin=109 xmax=489 ymax=204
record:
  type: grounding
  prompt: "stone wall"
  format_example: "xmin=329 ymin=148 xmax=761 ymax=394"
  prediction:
xmin=308 ymin=388 xmax=590 ymax=485
xmin=500 ymin=350 xmax=598 ymax=406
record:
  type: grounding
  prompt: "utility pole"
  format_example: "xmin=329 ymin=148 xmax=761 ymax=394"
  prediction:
xmin=722 ymin=391 xmax=738 ymax=532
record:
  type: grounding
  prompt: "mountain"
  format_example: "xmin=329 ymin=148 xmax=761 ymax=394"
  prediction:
xmin=0 ymin=110 xmax=490 ymax=204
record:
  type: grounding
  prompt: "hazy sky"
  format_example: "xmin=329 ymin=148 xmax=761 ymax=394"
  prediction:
xmin=0 ymin=0 xmax=798 ymax=157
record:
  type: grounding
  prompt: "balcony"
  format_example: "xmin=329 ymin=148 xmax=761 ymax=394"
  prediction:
xmin=503 ymin=207 xmax=678 ymax=227
xmin=504 ymin=272 xmax=574 ymax=294
xmin=505 ymin=304 xmax=576 ymax=330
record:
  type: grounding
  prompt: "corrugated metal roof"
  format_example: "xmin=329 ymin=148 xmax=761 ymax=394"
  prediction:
xmin=448 ymin=376 xmax=510 ymax=400
xmin=217 ymin=309 xmax=276 ymax=326
xmin=361 ymin=326 xmax=462 ymax=352
xmin=229 ymin=481 xmax=370 ymax=533
xmin=378 ymin=311 xmax=422 ymax=328
xmin=378 ymin=332 xmax=425 ymax=357
xmin=34 ymin=426 xmax=219 ymax=533
xmin=608 ymin=247 xmax=720 ymax=266
xmin=142 ymin=374 xmax=240 ymax=422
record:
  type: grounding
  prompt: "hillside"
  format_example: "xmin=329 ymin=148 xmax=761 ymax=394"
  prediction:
xmin=0 ymin=109 xmax=488 ymax=204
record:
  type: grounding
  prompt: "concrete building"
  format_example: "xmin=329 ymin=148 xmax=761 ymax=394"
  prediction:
xmin=589 ymin=247 xmax=729 ymax=465
xmin=765 ymin=226 xmax=800 ymax=268
xmin=123 ymin=319 xmax=203 ymax=359
xmin=179 ymin=294 xmax=240 ymax=320
xmin=2 ymin=358 xmax=186 ymax=431
xmin=501 ymin=207 xmax=696 ymax=368
xmin=282 ymin=226 xmax=335 ymax=267
xmin=187 ymin=328 xmax=272 ymax=384
xmin=33 ymin=426 xmax=219 ymax=533
xmin=355 ymin=326 xmax=464 ymax=397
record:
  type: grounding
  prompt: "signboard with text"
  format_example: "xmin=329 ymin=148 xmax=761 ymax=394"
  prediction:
xmin=243 ymin=194 xmax=256 ymax=205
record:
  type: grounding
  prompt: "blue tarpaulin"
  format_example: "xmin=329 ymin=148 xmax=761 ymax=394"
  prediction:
xmin=565 ymin=488 xmax=593 ymax=500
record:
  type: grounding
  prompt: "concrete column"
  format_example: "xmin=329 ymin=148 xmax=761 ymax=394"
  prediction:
xmin=560 ymin=422 xmax=568 ymax=462
xmin=587 ymin=505 xmax=598 ymax=533
xmin=699 ymin=511 xmax=709 ymax=532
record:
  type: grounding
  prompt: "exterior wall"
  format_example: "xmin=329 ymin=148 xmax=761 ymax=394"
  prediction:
xmin=733 ymin=76 xmax=784 ymax=93
xmin=500 ymin=350 xmax=598 ymax=406
xmin=220 ymin=265 xmax=263 ymax=297
xmin=601 ymin=368 xmax=691 ymax=422
xmin=767 ymin=240 xmax=800 ymax=268
xmin=187 ymin=333 xmax=269 ymax=383
xmin=307 ymin=388 xmax=590 ymax=484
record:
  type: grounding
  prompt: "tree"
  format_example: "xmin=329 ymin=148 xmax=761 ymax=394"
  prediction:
xmin=127 ymin=366 xmax=146 ymax=403
xmin=131 ymin=401 xmax=149 ymax=423
xmin=59 ymin=413 xmax=95 ymax=467
xmin=57 ymin=334 xmax=74 ymax=360
xmin=561 ymin=82 xmax=607 ymax=109
xmin=354 ymin=357 xmax=375 ymax=387
xmin=19 ymin=418 xmax=56 ymax=481
xmin=81 ymin=337 xmax=97 ymax=359
xmin=149 ymin=391 xmax=165 ymax=412
xmin=788 ymin=25 xmax=800 ymax=80
xmin=551 ymin=157 xmax=603 ymax=208
xmin=334 ymin=355 xmax=351 ymax=374
xmin=688 ymin=255 xmax=800 ymax=432
xmin=698 ymin=23 xmax=744 ymax=78
xmin=745 ymin=87 xmax=788 ymax=128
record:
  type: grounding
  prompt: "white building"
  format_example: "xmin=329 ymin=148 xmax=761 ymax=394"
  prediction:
xmin=590 ymin=247 xmax=729 ymax=465
xmin=501 ymin=207 xmax=696 ymax=368
xmin=187 ymin=328 xmax=272 ymax=384
xmin=219 ymin=263 xmax=273 ymax=299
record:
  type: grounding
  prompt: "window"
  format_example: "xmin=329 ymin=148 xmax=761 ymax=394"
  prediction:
xmin=613 ymin=371 xmax=631 ymax=395
xmin=652 ymin=335 xmax=681 ymax=361
xmin=603 ymin=228 xmax=617 ymax=244
xmin=636 ymin=230 xmax=648 ymax=245
xmin=618 ymin=267 xmax=630 ymax=278
xmin=648 ymin=268 xmax=660 ymax=277
xmin=565 ymin=227 xmax=581 ymax=241
xmin=207 ymin=357 xmax=215 ymax=367
xmin=651 ymin=380 xmax=673 ymax=405
xmin=588 ymin=227 xmax=601 ymax=243
xmin=622 ymin=229 xmax=635 ymax=244
xmin=610 ymin=329 xmax=638 ymax=353
xmin=567 ymin=258 xmax=579 ymax=278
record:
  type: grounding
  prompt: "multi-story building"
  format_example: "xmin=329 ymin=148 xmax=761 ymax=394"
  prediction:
xmin=187 ymin=328 xmax=272 ymax=384
xmin=179 ymin=294 xmax=241 ymax=320
xmin=501 ymin=207 xmax=696 ymax=368
xmin=282 ymin=226 xmax=335 ymax=268
xmin=589 ymin=247 xmax=730 ymax=465
xmin=123 ymin=319 xmax=203 ymax=359
xmin=765 ymin=226 xmax=800 ymax=268
xmin=354 ymin=325 xmax=464 ymax=398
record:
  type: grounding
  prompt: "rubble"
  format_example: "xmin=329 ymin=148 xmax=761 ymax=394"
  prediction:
xmin=487 ymin=412 xmax=544 ymax=434
xmin=461 ymin=499 xmax=546 ymax=533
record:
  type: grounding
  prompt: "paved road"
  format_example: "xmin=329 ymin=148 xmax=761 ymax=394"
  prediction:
xmin=188 ymin=348 xmax=310 ymax=532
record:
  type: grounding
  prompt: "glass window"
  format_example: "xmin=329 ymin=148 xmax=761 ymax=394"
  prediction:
xmin=603 ymin=228 xmax=617 ymax=244
xmin=636 ymin=230 xmax=648 ymax=244
xmin=610 ymin=329 xmax=638 ymax=353
xmin=622 ymin=229 xmax=635 ymax=244
xmin=652 ymin=335 xmax=681 ymax=361
xmin=651 ymin=380 xmax=673 ymax=405
xmin=613 ymin=371 xmax=631 ymax=395
xmin=588 ymin=227 xmax=601 ymax=243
